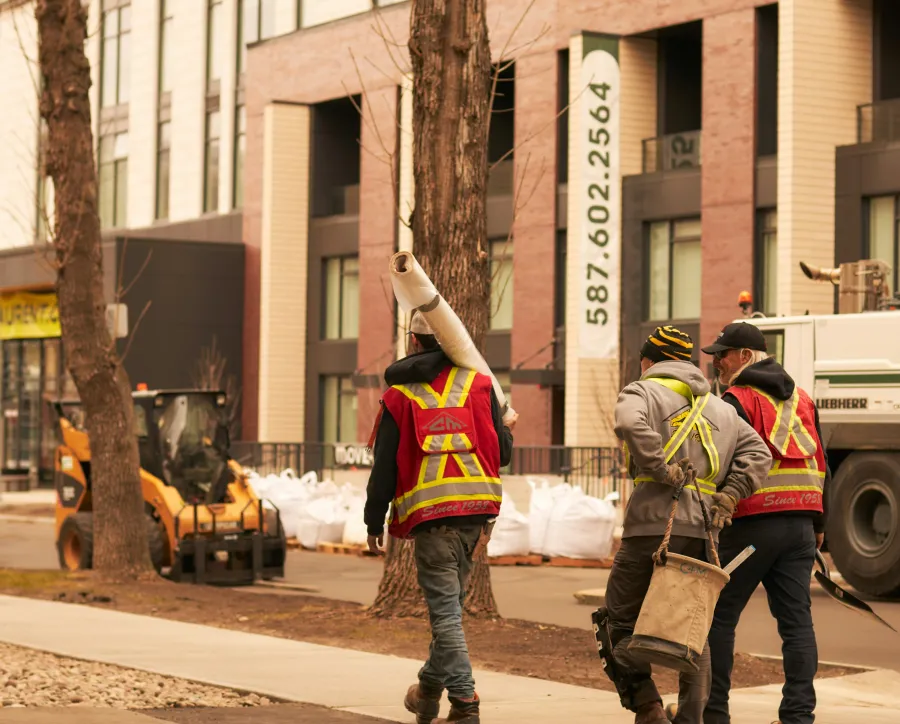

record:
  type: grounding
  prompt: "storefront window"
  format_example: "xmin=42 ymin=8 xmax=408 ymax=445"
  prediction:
xmin=321 ymin=375 xmax=357 ymax=443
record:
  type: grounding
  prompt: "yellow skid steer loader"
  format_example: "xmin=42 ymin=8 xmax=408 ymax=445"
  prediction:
xmin=53 ymin=388 xmax=286 ymax=585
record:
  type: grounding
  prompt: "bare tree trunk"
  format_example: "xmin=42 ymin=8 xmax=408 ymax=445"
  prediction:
xmin=37 ymin=0 xmax=153 ymax=580
xmin=370 ymin=0 xmax=499 ymax=619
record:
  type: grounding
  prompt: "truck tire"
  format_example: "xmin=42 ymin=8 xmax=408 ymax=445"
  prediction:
xmin=826 ymin=452 xmax=900 ymax=597
xmin=146 ymin=515 xmax=167 ymax=573
xmin=57 ymin=513 xmax=94 ymax=571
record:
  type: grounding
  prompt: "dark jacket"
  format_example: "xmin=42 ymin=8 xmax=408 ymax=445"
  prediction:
xmin=363 ymin=349 xmax=514 ymax=536
xmin=723 ymin=357 xmax=831 ymax=533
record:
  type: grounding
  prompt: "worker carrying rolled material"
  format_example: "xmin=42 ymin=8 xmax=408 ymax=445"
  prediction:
xmin=364 ymin=308 xmax=517 ymax=724
xmin=389 ymin=250 xmax=516 ymax=424
xmin=597 ymin=326 xmax=771 ymax=724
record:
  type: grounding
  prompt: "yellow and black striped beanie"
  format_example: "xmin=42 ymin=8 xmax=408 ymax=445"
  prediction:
xmin=640 ymin=326 xmax=693 ymax=363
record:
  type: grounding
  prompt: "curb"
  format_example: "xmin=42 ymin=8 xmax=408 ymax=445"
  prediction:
xmin=745 ymin=651 xmax=876 ymax=671
xmin=252 ymin=581 xmax=321 ymax=594
xmin=573 ymin=588 xmax=605 ymax=606
xmin=0 ymin=514 xmax=54 ymax=525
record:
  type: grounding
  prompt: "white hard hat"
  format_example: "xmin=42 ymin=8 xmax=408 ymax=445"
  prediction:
xmin=409 ymin=311 xmax=433 ymax=336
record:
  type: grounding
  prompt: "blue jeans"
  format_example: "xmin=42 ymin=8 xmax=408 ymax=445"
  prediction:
xmin=414 ymin=523 xmax=483 ymax=700
xmin=704 ymin=515 xmax=818 ymax=724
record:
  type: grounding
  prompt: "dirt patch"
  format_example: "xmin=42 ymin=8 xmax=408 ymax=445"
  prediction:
xmin=0 ymin=570 xmax=861 ymax=696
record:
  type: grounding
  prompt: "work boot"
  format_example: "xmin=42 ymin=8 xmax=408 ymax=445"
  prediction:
xmin=664 ymin=703 xmax=677 ymax=721
xmin=403 ymin=683 xmax=441 ymax=724
xmin=634 ymin=701 xmax=669 ymax=724
xmin=433 ymin=694 xmax=480 ymax=723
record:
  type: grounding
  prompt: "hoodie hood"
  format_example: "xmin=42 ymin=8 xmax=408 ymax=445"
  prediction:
xmin=384 ymin=349 xmax=451 ymax=387
xmin=731 ymin=356 xmax=795 ymax=400
xmin=642 ymin=360 xmax=711 ymax=396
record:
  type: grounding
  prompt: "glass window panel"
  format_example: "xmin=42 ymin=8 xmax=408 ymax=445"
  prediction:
xmin=156 ymin=149 xmax=170 ymax=220
xmin=160 ymin=16 xmax=174 ymax=93
xmin=671 ymin=239 xmax=702 ymax=319
xmin=323 ymin=258 xmax=341 ymax=339
xmin=204 ymin=112 xmax=221 ymax=212
xmin=115 ymin=158 xmax=128 ymax=227
xmin=117 ymin=23 xmax=130 ymax=104
xmin=98 ymin=160 xmax=115 ymax=229
xmin=338 ymin=377 xmax=357 ymax=443
xmin=114 ymin=131 xmax=128 ymax=159
xmin=244 ymin=0 xmax=260 ymax=44
xmin=868 ymin=195 xmax=895 ymax=267
xmin=101 ymin=33 xmax=118 ymax=107
xmin=341 ymin=257 xmax=360 ymax=339
xmin=208 ymin=1 xmax=223 ymax=82
xmin=490 ymin=240 xmax=513 ymax=330
xmin=673 ymin=218 xmax=701 ymax=240
xmin=762 ymin=216 xmax=778 ymax=314
xmin=260 ymin=0 xmax=276 ymax=39
xmin=234 ymin=134 xmax=245 ymax=207
xmin=119 ymin=5 xmax=131 ymax=31
xmin=321 ymin=376 xmax=338 ymax=443
xmin=647 ymin=221 xmax=670 ymax=320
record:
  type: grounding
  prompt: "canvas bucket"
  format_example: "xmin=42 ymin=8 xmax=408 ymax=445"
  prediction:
xmin=628 ymin=551 xmax=729 ymax=673
xmin=626 ymin=465 xmax=728 ymax=674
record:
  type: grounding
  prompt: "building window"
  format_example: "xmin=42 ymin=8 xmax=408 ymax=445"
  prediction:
xmin=237 ymin=0 xmax=276 ymax=75
xmin=159 ymin=0 xmax=173 ymax=94
xmin=756 ymin=209 xmax=778 ymax=315
xmin=867 ymin=195 xmax=900 ymax=292
xmin=98 ymin=132 xmax=128 ymax=228
xmin=233 ymin=105 xmax=246 ymax=207
xmin=155 ymin=121 xmax=171 ymax=220
xmin=207 ymin=0 xmax=224 ymax=83
xmin=323 ymin=256 xmax=360 ymax=340
xmin=101 ymin=4 xmax=131 ymax=107
xmin=36 ymin=120 xmax=53 ymax=243
xmin=204 ymin=111 xmax=221 ymax=213
xmin=490 ymin=239 xmax=513 ymax=330
xmin=321 ymin=375 xmax=357 ymax=443
xmin=646 ymin=218 xmax=702 ymax=321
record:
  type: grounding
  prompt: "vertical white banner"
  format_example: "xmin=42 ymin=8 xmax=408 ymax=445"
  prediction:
xmin=578 ymin=40 xmax=621 ymax=360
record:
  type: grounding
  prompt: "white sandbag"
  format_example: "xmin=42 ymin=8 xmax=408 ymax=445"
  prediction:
xmin=543 ymin=487 xmax=617 ymax=560
xmin=487 ymin=495 xmax=530 ymax=557
xmin=528 ymin=479 xmax=570 ymax=556
xmin=342 ymin=496 xmax=370 ymax=546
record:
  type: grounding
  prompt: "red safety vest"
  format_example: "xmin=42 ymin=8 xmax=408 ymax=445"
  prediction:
xmin=380 ymin=365 xmax=502 ymax=539
xmin=727 ymin=385 xmax=826 ymax=518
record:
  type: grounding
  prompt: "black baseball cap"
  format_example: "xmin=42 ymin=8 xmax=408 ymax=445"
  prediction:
xmin=701 ymin=322 xmax=767 ymax=355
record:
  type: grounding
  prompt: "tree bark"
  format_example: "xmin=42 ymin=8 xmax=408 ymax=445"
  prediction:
xmin=369 ymin=0 xmax=499 ymax=619
xmin=37 ymin=0 xmax=154 ymax=580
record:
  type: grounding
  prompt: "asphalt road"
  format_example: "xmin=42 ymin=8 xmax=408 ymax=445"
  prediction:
xmin=5 ymin=519 xmax=899 ymax=671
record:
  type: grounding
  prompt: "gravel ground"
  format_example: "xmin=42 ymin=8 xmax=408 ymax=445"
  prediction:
xmin=0 ymin=643 xmax=270 ymax=709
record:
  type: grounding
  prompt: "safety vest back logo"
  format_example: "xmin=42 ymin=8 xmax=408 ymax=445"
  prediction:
xmin=425 ymin=411 xmax=467 ymax=434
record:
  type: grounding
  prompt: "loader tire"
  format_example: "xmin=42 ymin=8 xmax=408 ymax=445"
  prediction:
xmin=146 ymin=515 xmax=167 ymax=573
xmin=57 ymin=513 xmax=94 ymax=571
xmin=826 ymin=452 xmax=900 ymax=597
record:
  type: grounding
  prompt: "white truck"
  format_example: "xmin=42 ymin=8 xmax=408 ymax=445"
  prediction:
xmin=735 ymin=260 xmax=900 ymax=597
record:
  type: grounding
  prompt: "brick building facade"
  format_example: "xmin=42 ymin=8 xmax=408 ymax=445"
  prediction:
xmin=242 ymin=0 xmax=894 ymax=449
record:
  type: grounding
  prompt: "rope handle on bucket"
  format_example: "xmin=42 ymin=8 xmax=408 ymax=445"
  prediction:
xmin=652 ymin=464 xmax=722 ymax=569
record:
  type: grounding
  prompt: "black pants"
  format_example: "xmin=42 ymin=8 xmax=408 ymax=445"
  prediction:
xmin=606 ymin=535 xmax=711 ymax=723
xmin=704 ymin=515 xmax=818 ymax=724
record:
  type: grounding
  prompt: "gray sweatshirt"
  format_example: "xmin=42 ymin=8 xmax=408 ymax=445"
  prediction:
xmin=614 ymin=361 xmax=772 ymax=540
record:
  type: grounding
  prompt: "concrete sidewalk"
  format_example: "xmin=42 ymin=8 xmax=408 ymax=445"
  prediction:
xmin=0 ymin=595 xmax=897 ymax=724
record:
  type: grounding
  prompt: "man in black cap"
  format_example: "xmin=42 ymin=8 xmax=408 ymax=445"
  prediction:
xmin=701 ymin=322 xmax=830 ymax=724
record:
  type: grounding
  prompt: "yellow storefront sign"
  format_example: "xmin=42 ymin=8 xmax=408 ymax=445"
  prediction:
xmin=0 ymin=292 xmax=61 ymax=340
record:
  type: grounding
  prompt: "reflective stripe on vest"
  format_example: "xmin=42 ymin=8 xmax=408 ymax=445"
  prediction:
xmin=631 ymin=377 xmax=720 ymax=496
xmin=734 ymin=386 xmax=825 ymax=509
xmin=390 ymin=367 xmax=502 ymax=524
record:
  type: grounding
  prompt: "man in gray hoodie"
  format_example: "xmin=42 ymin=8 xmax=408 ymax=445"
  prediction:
xmin=599 ymin=326 xmax=772 ymax=724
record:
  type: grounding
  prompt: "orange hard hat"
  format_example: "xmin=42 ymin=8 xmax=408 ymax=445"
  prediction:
xmin=136 ymin=382 xmax=148 ymax=391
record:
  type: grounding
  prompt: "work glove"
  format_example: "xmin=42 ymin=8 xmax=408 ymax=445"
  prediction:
xmin=709 ymin=492 xmax=738 ymax=529
xmin=663 ymin=457 xmax=694 ymax=487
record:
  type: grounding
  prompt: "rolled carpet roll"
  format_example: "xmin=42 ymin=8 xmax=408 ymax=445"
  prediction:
xmin=390 ymin=250 xmax=516 ymax=423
